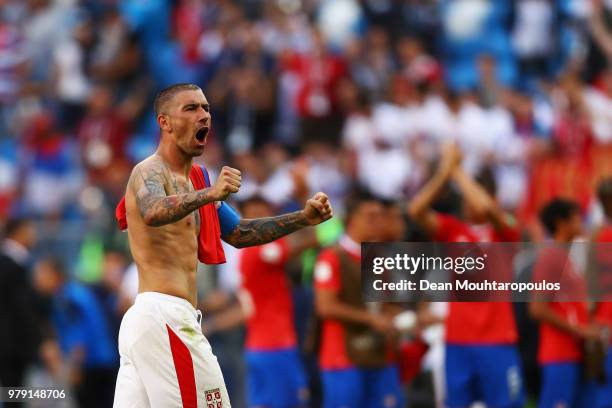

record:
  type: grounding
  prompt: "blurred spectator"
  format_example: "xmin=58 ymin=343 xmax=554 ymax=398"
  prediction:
xmin=20 ymin=112 xmax=82 ymax=218
xmin=283 ymin=30 xmax=348 ymax=147
xmin=89 ymin=7 xmax=145 ymax=93
xmin=583 ymin=67 xmax=612 ymax=144
xmin=0 ymin=17 xmax=27 ymax=138
xmin=33 ymin=258 xmax=117 ymax=408
xmin=51 ymin=11 xmax=95 ymax=132
xmin=23 ymin=0 xmax=75 ymax=84
xmin=207 ymin=30 xmax=276 ymax=153
xmin=550 ymin=73 xmax=594 ymax=160
xmin=76 ymin=84 xmax=131 ymax=197
xmin=0 ymin=217 xmax=41 ymax=390
xmin=90 ymin=249 xmax=127 ymax=351
xmin=346 ymin=27 xmax=394 ymax=101
xmin=396 ymin=35 xmax=441 ymax=86
xmin=476 ymin=53 xmax=505 ymax=107
xmin=342 ymin=81 xmax=417 ymax=199
xmin=232 ymin=146 xmax=297 ymax=208
xmin=511 ymin=0 xmax=556 ymax=81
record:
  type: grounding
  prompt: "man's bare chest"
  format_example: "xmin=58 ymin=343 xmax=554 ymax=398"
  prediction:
xmin=165 ymin=174 xmax=201 ymax=232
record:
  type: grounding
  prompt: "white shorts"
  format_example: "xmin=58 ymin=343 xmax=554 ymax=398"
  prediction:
xmin=113 ymin=292 xmax=230 ymax=408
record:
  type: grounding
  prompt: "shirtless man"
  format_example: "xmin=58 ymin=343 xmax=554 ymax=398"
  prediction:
xmin=113 ymin=83 xmax=333 ymax=408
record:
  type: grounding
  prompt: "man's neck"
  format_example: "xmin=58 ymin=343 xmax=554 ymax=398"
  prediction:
xmin=157 ymin=139 xmax=193 ymax=176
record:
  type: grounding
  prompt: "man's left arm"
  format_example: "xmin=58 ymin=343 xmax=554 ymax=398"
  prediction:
xmin=223 ymin=192 xmax=333 ymax=248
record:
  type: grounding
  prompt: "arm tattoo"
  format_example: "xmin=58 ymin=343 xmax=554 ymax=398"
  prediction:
xmin=224 ymin=211 xmax=310 ymax=248
xmin=130 ymin=161 xmax=215 ymax=227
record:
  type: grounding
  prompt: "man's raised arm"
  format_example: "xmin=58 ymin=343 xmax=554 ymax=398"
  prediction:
xmin=131 ymin=160 xmax=241 ymax=227
xmin=407 ymin=142 xmax=461 ymax=235
xmin=452 ymin=167 xmax=513 ymax=232
xmin=224 ymin=192 xmax=333 ymax=248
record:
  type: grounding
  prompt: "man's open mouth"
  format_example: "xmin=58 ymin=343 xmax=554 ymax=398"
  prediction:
xmin=195 ymin=127 xmax=209 ymax=142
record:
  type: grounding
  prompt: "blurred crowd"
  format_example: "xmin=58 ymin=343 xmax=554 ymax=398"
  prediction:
xmin=3 ymin=0 xmax=612 ymax=407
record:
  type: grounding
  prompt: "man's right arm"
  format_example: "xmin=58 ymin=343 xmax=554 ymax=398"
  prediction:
xmin=407 ymin=142 xmax=461 ymax=236
xmin=130 ymin=161 xmax=240 ymax=227
xmin=529 ymin=302 xmax=602 ymax=340
xmin=315 ymin=290 xmax=394 ymax=333
xmin=313 ymin=253 xmax=395 ymax=333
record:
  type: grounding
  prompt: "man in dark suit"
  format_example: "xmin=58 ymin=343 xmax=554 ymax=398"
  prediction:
xmin=0 ymin=217 xmax=41 ymax=388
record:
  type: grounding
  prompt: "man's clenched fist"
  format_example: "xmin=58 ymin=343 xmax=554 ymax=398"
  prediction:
xmin=303 ymin=192 xmax=333 ymax=225
xmin=211 ymin=166 xmax=241 ymax=201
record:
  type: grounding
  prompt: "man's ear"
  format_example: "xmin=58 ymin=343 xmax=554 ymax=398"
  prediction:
xmin=157 ymin=114 xmax=171 ymax=132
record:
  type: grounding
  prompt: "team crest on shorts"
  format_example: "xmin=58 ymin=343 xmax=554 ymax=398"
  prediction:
xmin=204 ymin=388 xmax=222 ymax=408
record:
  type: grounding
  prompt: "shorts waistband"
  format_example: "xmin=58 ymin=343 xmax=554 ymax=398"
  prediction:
xmin=136 ymin=291 xmax=196 ymax=311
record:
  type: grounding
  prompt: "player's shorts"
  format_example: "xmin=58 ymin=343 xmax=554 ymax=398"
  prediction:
xmin=321 ymin=365 xmax=403 ymax=408
xmin=113 ymin=292 xmax=230 ymax=408
xmin=445 ymin=344 xmax=524 ymax=408
xmin=245 ymin=347 xmax=308 ymax=408
xmin=539 ymin=362 xmax=597 ymax=408
xmin=539 ymin=362 xmax=579 ymax=408
xmin=597 ymin=352 xmax=612 ymax=408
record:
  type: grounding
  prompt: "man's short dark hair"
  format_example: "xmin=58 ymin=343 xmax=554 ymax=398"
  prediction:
xmin=475 ymin=166 xmax=497 ymax=197
xmin=539 ymin=198 xmax=579 ymax=235
xmin=3 ymin=217 xmax=32 ymax=239
xmin=153 ymin=83 xmax=201 ymax=116
xmin=344 ymin=187 xmax=380 ymax=221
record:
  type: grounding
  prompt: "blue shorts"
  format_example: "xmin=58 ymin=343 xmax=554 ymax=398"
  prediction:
xmin=321 ymin=365 xmax=403 ymax=408
xmin=539 ymin=362 xmax=579 ymax=408
xmin=597 ymin=352 xmax=612 ymax=408
xmin=445 ymin=344 xmax=524 ymax=408
xmin=245 ymin=348 xmax=308 ymax=408
xmin=539 ymin=362 xmax=597 ymax=408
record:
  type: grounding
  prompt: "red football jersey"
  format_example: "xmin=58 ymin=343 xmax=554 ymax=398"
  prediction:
xmin=313 ymin=246 xmax=354 ymax=369
xmin=434 ymin=214 xmax=519 ymax=344
xmin=239 ymin=238 xmax=297 ymax=350
xmin=593 ymin=224 xmax=612 ymax=342
xmin=533 ymin=246 xmax=588 ymax=363
xmin=314 ymin=236 xmax=396 ymax=369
